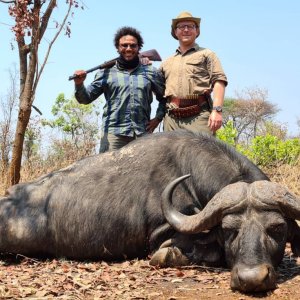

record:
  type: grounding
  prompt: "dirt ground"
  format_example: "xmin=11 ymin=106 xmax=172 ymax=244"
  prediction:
xmin=1 ymin=246 xmax=300 ymax=300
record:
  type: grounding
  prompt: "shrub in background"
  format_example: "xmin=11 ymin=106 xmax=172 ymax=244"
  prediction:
xmin=217 ymin=123 xmax=300 ymax=167
xmin=248 ymin=135 xmax=300 ymax=166
xmin=216 ymin=121 xmax=237 ymax=147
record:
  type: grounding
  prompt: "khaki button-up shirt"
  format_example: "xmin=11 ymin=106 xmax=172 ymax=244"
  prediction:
xmin=160 ymin=43 xmax=228 ymax=99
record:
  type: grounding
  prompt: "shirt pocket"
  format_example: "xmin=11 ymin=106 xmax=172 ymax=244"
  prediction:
xmin=185 ymin=57 xmax=208 ymax=77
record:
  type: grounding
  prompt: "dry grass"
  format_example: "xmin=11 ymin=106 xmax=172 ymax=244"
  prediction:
xmin=0 ymin=181 xmax=5 ymax=196
xmin=0 ymin=140 xmax=96 ymax=196
xmin=263 ymin=157 xmax=300 ymax=197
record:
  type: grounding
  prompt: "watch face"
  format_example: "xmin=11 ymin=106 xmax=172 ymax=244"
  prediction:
xmin=213 ymin=106 xmax=222 ymax=112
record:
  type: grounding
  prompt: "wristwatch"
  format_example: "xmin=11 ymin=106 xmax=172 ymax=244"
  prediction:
xmin=212 ymin=106 xmax=223 ymax=112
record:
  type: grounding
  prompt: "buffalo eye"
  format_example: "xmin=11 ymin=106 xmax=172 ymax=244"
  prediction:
xmin=266 ymin=223 xmax=287 ymax=242
xmin=222 ymin=228 xmax=239 ymax=243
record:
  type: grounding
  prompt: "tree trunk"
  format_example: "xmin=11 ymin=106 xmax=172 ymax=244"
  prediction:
xmin=6 ymin=2 xmax=39 ymax=188
xmin=7 ymin=102 xmax=32 ymax=186
xmin=4 ymin=0 xmax=68 ymax=190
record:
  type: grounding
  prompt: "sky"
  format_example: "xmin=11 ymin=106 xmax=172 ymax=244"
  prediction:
xmin=1 ymin=0 xmax=300 ymax=136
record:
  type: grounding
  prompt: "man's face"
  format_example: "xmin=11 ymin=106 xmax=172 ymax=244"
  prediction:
xmin=118 ymin=35 xmax=139 ymax=61
xmin=175 ymin=21 xmax=199 ymax=44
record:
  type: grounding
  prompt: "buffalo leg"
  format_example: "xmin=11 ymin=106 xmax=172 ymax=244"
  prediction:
xmin=149 ymin=246 xmax=189 ymax=267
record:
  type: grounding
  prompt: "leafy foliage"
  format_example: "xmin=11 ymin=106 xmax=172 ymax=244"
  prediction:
xmin=218 ymin=122 xmax=300 ymax=167
xmin=8 ymin=0 xmax=84 ymax=40
xmin=248 ymin=135 xmax=300 ymax=166
xmin=24 ymin=117 xmax=41 ymax=161
xmin=216 ymin=120 xmax=237 ymax=146
xmin=42 ymin=93 xmax=101 ymax=152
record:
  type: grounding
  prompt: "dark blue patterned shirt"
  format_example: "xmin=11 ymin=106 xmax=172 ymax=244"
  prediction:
xmin=75 ymin=63 xmax=166 ymax=137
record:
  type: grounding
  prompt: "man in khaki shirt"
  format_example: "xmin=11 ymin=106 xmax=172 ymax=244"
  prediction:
xmin=160 ymin=11 xmax=228 ymax=134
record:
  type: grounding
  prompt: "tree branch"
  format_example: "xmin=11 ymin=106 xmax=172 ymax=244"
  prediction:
xmin=17 ymin=36 xmax=28 ymax=96
xmin=32 ymin=1 xmax=72 ymax=96
xmin=38 ymin=0 xmax=57 ymax=42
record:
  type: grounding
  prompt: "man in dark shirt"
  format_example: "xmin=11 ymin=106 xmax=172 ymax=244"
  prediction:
xmin=73 ymin=26 xmax=166 ymax=152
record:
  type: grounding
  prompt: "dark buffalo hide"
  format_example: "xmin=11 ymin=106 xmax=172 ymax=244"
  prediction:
xmin=1 ymin=130 xmax=300 ymax=293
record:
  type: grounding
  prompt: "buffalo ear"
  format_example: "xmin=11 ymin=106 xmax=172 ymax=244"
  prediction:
xmin=288 ymin=220 xmax=300 ymax=257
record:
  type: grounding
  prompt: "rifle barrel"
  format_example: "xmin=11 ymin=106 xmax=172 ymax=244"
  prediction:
xmin=68 ymin=49 xmax=161 ymax=81
xmin=68 ymin=59 xmax=117 ymax=81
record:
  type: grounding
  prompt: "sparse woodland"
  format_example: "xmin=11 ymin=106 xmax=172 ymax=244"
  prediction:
xmin=1 ymin=1 xmax=300 ymax=299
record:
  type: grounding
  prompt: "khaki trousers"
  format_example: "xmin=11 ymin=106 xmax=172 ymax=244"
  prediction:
xmin=163 ymin=110 xmax=213 ymax=135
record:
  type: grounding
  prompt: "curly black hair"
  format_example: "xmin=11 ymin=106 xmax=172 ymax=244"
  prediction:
xmin=114 ymin=26 xmax=144 ymax=49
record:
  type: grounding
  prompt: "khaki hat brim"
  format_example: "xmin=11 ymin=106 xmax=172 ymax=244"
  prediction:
xmin=172 ymin=17 xmax=201 ymax=29
xmin=171 ymin=17 xmax=201 ymax=40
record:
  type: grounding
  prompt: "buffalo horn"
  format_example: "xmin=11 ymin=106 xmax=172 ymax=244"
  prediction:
xmin=161 ymin=175 xmax=247 ymax=234
xmin=251 ymin=181 xmax=300 ymax=220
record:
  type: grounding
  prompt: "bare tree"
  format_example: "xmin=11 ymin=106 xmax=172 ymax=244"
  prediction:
xmin=0 ymin=65 xmax=18 ymax=180
xmin=23 ymin=116 xmax=41 ymax=162
xmin=2 ymin=0 xmax=83 ymax=187
xmin=224 ymin=87 xmax=279 ymax=143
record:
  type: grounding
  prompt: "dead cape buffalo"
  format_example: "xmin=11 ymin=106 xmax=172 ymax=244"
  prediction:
xmin=1 ymin=130 xmax=300 ymax=293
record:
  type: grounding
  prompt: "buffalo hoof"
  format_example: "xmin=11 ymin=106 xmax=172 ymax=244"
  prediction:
xmin=149 ymin=247 xmax=189 ymax=267
xmin=230 ymin=263 xmax=277 ymax=292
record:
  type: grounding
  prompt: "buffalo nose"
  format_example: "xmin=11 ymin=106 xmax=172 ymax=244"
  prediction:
xmin=231 ymin=264 xmax=277 ymax=292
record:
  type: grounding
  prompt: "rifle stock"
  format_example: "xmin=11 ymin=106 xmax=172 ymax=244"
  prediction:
xmin=68 ymin=49 xmax=162 ymax=81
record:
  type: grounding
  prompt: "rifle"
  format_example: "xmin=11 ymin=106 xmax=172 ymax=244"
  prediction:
xmin=68 ymin=49 xmax=162 ymax=81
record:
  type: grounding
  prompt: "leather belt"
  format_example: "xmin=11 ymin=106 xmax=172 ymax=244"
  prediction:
xmin=169 ymin=95 xmax=207 ymax=108
xmin=168 ymin=95 xmax=208 ymax=119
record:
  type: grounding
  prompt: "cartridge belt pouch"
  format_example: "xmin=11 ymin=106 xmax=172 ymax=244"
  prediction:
xmin=168 ymin=95 xmax=208 ymax=119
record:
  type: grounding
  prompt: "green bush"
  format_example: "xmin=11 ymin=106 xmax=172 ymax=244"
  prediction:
xmin=249 ymin=135 xmax=300 ymax=166
xmin=217 ymin=123 xmax=300 ymax=166
xmin=216 ymin=121 xmax=237 ymax=146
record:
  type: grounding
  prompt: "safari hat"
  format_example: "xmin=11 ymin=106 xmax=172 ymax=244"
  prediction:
xmin=171 ymin=11 xmax=201 ymax=40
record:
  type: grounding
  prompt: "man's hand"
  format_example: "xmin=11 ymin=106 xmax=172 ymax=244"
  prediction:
xmin=146 ymin=117 xmax=161 ymax=133
xmin=208 ymin=111 xmax=222 ymax=132
xmin=73 ymin=70 xmax=87 ymax=86
xmin=140 ymin=57 xmax=152 ymax=65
